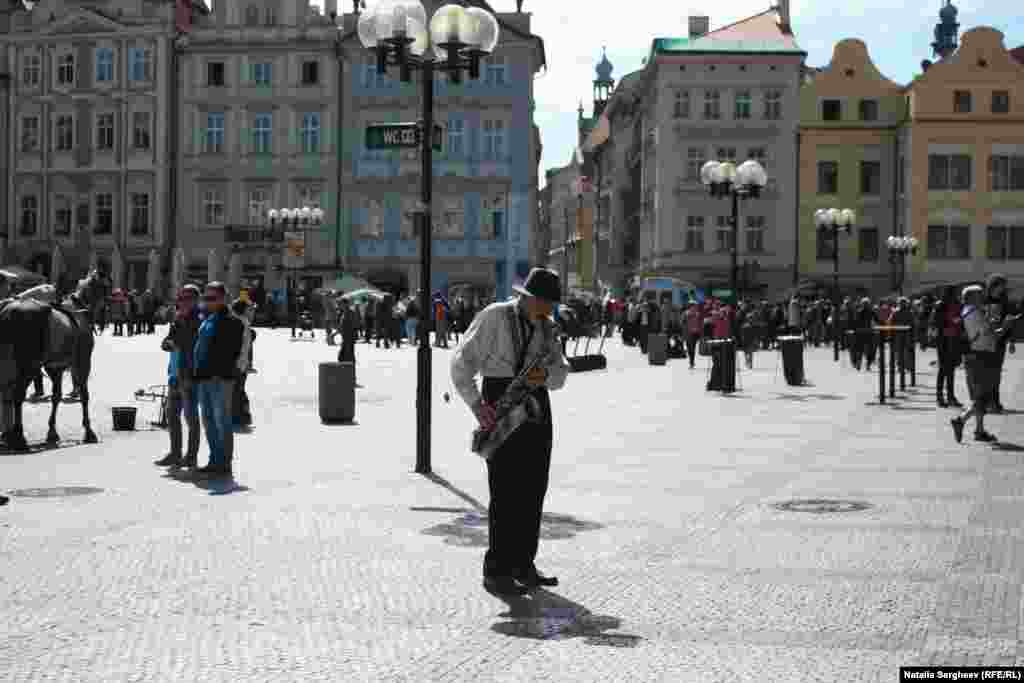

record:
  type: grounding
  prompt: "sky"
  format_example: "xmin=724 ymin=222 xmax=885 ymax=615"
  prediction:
xmin=319 ymin=1 xmax=1023 ymax=184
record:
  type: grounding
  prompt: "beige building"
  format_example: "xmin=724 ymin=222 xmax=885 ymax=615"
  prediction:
xmin=1 ymin=0 xmax=193 ymax=291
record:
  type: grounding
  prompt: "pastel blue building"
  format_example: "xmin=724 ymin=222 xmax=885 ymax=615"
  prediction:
xmin=337 ymin=1 xmax=545 ymax=301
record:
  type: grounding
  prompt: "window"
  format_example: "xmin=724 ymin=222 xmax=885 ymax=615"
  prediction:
xmin=989 ymin=155 xmax=1024 ymax=191
xmin=248 ymin=189 xmax=270 ymax=224
xmin=22 ymin=54 xmax=40 ymax=87
xmin=860 ymin=160 xmax=881 ymax=195
xmin=244 ymin=4 xmax=260 ymax=25
xmin=714 ymin=215 xmax=734 ymax=252
xmin=987 ymin=225 xmax=1024 ymax=260
xmin=685 ymin=147 xmax=705 ymax=181
xmin=483 ymin=119 xmax=505 ymax=160
xmin=763 ymin=89 xmax=782 ymax=120
xmin=130 ymin=193 xmax=150 ymax=235
xmin=95 ymin=48 xmax=114 ymax=83
xmin=817 ymin=161 xmax=839 ymax=194
xmin=21 ymin=116 xmax=39 ymax=152
xmin=953 ymin=90 xmax=972 ymax=113
xmin=57 ymin=54 xmax=75 ymax=85
xmin=253 ymin=113 xmax=272 ymax=154
xmin=858 ymin=99 xmax=878 ymax=121
xmin=129 ymin=48 xmax=152 ymax=82
xmin=822 ymin=99 xmax=842 ymax=121
xmin=301 ymin=60 xmax=319 ymax=85
xmin=301 ymin=113 xmax=320 ymax=154
xmin=400 ymin=197 xmax=418 ymax=239
xmin=54 ymin=198 xmax=72 ymax=237
xmin=438 ymin=197 xmax=464 ymax=238
xmin=703 ymin=90 xmax=721 ymax=120
xmin=745 ymin=216 xmax=765 ymax=253
xmin=132 ymin=112 xmax=151 ymax=150
xmin=673 ymin=90 xmax=690 ymax=118
xmin=715 ymin=147 xmax=737 ymax=164
xmin=747 ymin=147 xmax=768 ymax=172
xmin=685 ymin=215 xmax=704 ymax=252
xmin=203 ymin=189 xmax=225 ymax=226
xmin=928 ymin=154 xmax=972 ymax=190
xmin=251 ymin=62 xmax=272 ymax=86
xmin=19 ymin=196 xmax=38 ymax=236
xmin=992 ymin=91 xmax=1010 ymax=114
xmin=858 ymin=227 xmax=879 ymax=261
xmin=363 ymin=199 xmax=384 ymax=238
xmin=96 ymin=113 xmax=115 ymax=150
xmin=362 ymin=58 xmax=377 ymax=88
xmin=298 ymin=186 xmax=321 ymax=210
xmin=446 ymin=117 xmax=464 ymax=156
xmin=927 ymin=224 xmax=970 ymax=259
xmin=207 ymin=62 xmax=225 ymax=87
xmin=263 ymin=3 xmax=276 ymax=26
xmin=734 ymin=90 xmax=752 ymax=120
xmin=95 ymin=193 xmax=113 ymax=235
xmin=482 ymin=194 xmax=506 ymax=240
xmin=76 ymin=202 xmax=90 ymax=234
xmin=205 ymin=113 xmax=225 ymax=153
xmin=55 ymin=115 xmax=74 ymax=151
xmin=484 ymin=55 xmax=506 ymax=86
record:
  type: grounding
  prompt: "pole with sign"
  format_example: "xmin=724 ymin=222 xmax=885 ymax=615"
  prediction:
xmin=283 ymin=231 xmax=306 ymax=299
xmin=365 ymin=122 xmax=444 ymax=151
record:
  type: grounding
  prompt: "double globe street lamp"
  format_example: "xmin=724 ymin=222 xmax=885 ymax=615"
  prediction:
xmin=814 ymin=207 xmax=857 ymax=362
xmin=700 ymin=159 xmax=768 ymax=302
xmin=886 ymin=235 xmax=919 ymax=296
xmin=358 ymin=0 xmax=500 ymax=474
xmin=268 ymin=206 xmax=325 ymax=306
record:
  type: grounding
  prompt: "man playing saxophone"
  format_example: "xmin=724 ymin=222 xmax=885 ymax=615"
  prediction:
xmin=451 ymin=268 xmax=571 ymax=596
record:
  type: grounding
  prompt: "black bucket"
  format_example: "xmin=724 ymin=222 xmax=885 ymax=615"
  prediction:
xmin=111 ymin=407 xmax=137 ymax=431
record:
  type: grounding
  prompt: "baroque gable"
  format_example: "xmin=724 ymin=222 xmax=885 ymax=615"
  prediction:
xmin=41 ymin=8 xmax=127 ymax=35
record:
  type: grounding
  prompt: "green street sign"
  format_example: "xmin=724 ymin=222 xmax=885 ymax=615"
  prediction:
xmin=365 ymin=123 xmax=443 ymax=151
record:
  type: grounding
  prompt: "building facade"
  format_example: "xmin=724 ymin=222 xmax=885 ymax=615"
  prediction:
xmin=176 ymin=0 xmax=340 ymax=292
xmin=2 ymin=0 xmax=189 ymax=291
xmin=337 ymin=1 xmax=545 ymax=300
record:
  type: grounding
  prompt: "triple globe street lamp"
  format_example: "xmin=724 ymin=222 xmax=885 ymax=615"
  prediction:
xmin=268 ymin=206 xmax=325 ymax=303
xmin=886 ymin=235 xmax=919 ymax=296
xmin=358 ymin=0 xmax=501 ymax=474
xmin=814 ymin=207 xmax=857 ymax=362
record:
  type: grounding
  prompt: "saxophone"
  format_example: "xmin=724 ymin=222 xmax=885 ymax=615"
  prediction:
xmin=470 ymin=352 xmax=546 ymax=460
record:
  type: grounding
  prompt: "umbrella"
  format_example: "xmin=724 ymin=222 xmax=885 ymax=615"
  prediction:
xmin=51 ymin=244 xmax=64 ymax=285
xmin=147 ymin=249 xmax=160 ymax=292
xmin=341 ymin=288 xmax=386 ymax=302
xmin=111 ymin=246 xmax=123 ymax=290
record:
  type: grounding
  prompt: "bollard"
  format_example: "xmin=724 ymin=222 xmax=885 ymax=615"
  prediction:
xmin=910 ymin=340 xmax=917 ymax=387
xmin=878 ymin=333 xmax=886 ymax=404
xmin=899 ymin=330 xmax=907 ymax=392
xmin=888 ymin=333 xmax=896 ymax=399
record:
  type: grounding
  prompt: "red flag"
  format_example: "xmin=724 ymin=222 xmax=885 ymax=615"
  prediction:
xmin=175 ymin=0 xmax=192 ymax=33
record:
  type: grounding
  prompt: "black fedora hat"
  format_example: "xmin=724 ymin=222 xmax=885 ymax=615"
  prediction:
xmin=512 ymin=268 xmax=561 ymax=304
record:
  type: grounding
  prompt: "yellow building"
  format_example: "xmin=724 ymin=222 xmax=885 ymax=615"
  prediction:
xmin=904 ymin=27 xmax=1024 ymax=291
xmin=799 ymin=39 xmax=906 ymax=294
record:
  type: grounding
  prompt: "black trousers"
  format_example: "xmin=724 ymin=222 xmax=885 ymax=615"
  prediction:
xmin=936 ymin=336 xmax=958 ymax=401
xmin=686 ymin=334 xmax=699 ymax=366
xmin=481 ymin=379 xmax=552 ymax=579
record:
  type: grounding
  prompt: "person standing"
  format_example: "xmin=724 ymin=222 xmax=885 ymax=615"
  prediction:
xmin=155 ymin=285 xmax=202 ymax=469
xmin=451 ymin=268 xmax=571 ymax=596
xmin=931 ymin=286 xmax=963 ymax=408
xmin=405 ymin=293 xmax=420 ymax=347
xmin=323 ymin=291 xmax=339 ymax=346
xmin=337 ymin=299 xmax=357 ymax=383
xmin=434 ymin=294 xmax=449 ymax=349
xmin=191 ymin=282 xmax=244 ymax=479
xmin=684 ymin=302 xmax=703 ymax=369
xmin=984 ymin=274 xmax=1013 ymax=413
xmin=787 ymin=296 xmax=802 ymax=337
xmin=230 ymin=298 xmax=254 ymax=430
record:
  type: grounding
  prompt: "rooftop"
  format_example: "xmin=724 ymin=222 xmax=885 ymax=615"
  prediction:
xmin=651 ymin=9 xmax=805 ymax=57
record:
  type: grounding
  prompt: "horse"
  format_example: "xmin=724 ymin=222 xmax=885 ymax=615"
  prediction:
xmin=0 ymin=270 xmax=105 ymax=451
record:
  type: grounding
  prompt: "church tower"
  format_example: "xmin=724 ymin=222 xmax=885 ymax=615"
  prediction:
xmin=931 ymin=0 xmax=959 ymax=59
xmin=593 ymin=47 xmax=615 ymax=118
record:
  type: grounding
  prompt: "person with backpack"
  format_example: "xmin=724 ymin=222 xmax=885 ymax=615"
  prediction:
xmin=930 ymin=286 xmax=963 ymax=408
xmin=951 ymin=285 xmax=1009 ymax=443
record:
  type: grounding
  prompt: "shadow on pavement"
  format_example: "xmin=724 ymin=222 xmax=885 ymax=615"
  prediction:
xmin=0 ymin=438 xmax=85 ymax=456
xmin=992 ymin=442 xmax=1024 ymax=452
xmin=160 ymin=469 xmax=251 ymax=495
xmin=774 ymin=393 xmax=845 ymax=402
xmin=488 ymin=588 xmax=642 ymax=647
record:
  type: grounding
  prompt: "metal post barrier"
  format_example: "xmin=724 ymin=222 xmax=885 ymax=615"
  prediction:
xmin=910 ymin=338 xmax=917 ymax=387
xmin=889 ymin=332 xmax=896 ymax=399
xmin=878 ymin=331 xmax=886 ymax=404
xmin=899 ymin=329 xmax=907 ymax=392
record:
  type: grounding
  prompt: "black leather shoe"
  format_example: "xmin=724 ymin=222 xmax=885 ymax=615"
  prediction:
xmin=483 ymin=575 xmax=529 ymax=596
xmin=154 ymin=453 xmax=182 ymax=467
xmin=516 ymin=570 xmax=559 ymax=588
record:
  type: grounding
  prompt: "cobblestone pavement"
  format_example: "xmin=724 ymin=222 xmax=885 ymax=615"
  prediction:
xmin=2 ymin=328 xmax=1024 ymax=681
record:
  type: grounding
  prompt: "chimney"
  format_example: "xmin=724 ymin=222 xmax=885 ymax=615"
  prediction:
xmin=775 ymin=0 xmax=791 ymax=31
xmin=688 ymin=16 xmax=709 ymax=39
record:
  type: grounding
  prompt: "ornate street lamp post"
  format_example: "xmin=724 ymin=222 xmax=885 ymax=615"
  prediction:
xmin=700 ymin=159 xmax=768 ymax=302
xmin=815 ymin=207 xmax=856 ymax=362
xmin=886 ymin=235 xmax=918 ymax=296
xmin=268 ymin=206 xmax=324 ymax=305
xmin=358 ymin=1 xmax=500 ymax=474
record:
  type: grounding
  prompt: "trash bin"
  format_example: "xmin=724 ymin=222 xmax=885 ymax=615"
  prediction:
xmin=778 ymin=335 xmax=805 ymax=386
xmin=647 ymin=333 xmax=668 ymax=366
xmin=318 ymin=361 xmax=355 ymax=424
xmin=111 ymin=406 xmax=137 ymax=431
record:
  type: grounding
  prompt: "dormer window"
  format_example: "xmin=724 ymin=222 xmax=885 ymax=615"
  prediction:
xmin=57 ymin=54 xmax=75 ymax=86
xmin=822 ymin=99 xmax=842 ymax=121
xmin=992 ymin=91 xmax=1010 ymax=114
xmin=953 ymin=90 xmax=972 ymax=113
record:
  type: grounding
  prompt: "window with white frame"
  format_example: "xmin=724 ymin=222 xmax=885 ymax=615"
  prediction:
xmin=248 ymin=189 xmax=270 ymax=224
xmin=703 ymin=89 xmax=721 ymax=120
xmin=989 ymin=155 xmax=1024 ymax=191
xmin=57 ymin=54 xmax=75 ymax=85
xmin=22 ymin=53 xmax=40 ymax=87
xmin=482 ymin=193 xmax=506 ymax=239
xmin=745 ymin=216 xmax=765 ymax=253
xmin=203 ymin=188 xmax=225 ymax=226
xmin=132 ymin=111 xmax=151 ymax=150
xmin=400 ymin=196 xmax=418 ymax=239
xmin=253 ymin=113 xmax=272 ymax=154
xmin=96 ymin=113 xmax=115 ymax=150
xmin=715 ymin=215 xmax=734 ymax=252
xmin=95 ymin=48 xmax=114 ymax=83
xmin=95 ymin=193 xmax=114 ymax=234
xmin=54 ymin=197 xmax=72 ymax=236
xmin=734 ymin=90 xmax=752 ymax=120
xmin=21 ymin=116 xmax=39 ymax=152
xmin=447 ymin=117 xmax=464 ymax=157
xmin=130 ymin=193 xmax=150 ymax=235
xmin=129 ymin=47 xmax=152 ymax=82
xmin=764 ymin=89 xmax=782 ymax=120
xmin=686 ymin=147 xmax=705 ymax=182
xmin=301 ymin=113 xmax=320 ymax=154
xmin=484 ymin=55 xmax=506 ymax=86
xmin=55 ymin=114 xmax=74 ymax=151
xmin=363 ymin=198 xmax=384 ymax=238
xmin=483 ymin=119 xmax=505 ymax=160
xmin=20 ymin=195 xmax=38 ymax=236
xmin=674 ymin=90 xmax=690 ymax=118
xmin=205 ymin=113 xmax=225 ymax=153
xmin=685 ymin=215 xmax=705 ymax=252
xmin=251 ymin=62 xmax=272 ymax=86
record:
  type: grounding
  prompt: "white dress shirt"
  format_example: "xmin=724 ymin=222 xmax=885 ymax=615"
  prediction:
xmin=450 ymin=298 xmax=571 ymax=410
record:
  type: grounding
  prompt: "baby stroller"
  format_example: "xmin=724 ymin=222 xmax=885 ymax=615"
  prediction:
xmin=295 ymin=310 xmax=316 ymax=340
